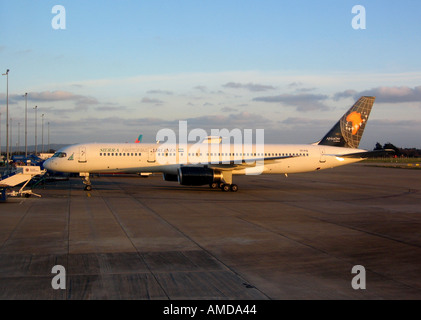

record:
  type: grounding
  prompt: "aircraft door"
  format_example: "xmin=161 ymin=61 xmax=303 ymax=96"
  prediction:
xmin=319 ymin=148 xmax=326 ymax=163
xmin=148 ymin=148 xmax=156 ymax=163
xmin=79 ymin=146 xmax=87 ymax=163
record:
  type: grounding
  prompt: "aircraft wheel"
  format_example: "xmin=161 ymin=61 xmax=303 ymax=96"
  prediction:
xmin=230 ymin=184 xmax=238 ymax=192
xmin=84 ymin=185 xmax=92 ymax=191
xmin=222 ymin=184 xmax=230 ymax=192
xmin=209 ymin=182 xmax=219 ymax=189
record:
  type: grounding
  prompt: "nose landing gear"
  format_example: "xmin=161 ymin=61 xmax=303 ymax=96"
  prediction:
xmin=80 ymin=173 xmax=92 ymax=191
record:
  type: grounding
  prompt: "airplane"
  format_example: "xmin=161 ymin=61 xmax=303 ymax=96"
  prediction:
xmin=43 ymin=96 xmax=391 ymax=192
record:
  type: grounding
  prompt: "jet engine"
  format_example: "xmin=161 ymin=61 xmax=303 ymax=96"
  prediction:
xmin=177 ymin=167 xmax=222 ymax=186
xmin=162 ymin=173 xmax=178 ymax=181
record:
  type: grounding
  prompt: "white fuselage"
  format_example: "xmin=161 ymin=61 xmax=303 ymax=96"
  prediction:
xmin=43 ymin=142 xmax=365 ymax=176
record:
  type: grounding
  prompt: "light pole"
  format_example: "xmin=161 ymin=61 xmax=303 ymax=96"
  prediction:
xmin=41 ymin=113 xmax=44 ymax=154
xmin=10 ymin=117 xmax=12 ymax=157
xmin=2 ymin=69 xmax=9 ymax=167
xmin=48 ymin=122 xmax=50 ymax=153
xmin=18 ymin=122 xmax=20 ymax=154
xmin=34 ymin=105 xmax=38 ymax=155
xmin=24 ymin=93 xmax=28 ymax=157
xmin=0 ymin=112 xmax=2 ymax=160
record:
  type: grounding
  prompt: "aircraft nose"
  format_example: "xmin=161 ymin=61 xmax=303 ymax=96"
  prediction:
xmin=43 ymin=159 xmax=54 ymax=171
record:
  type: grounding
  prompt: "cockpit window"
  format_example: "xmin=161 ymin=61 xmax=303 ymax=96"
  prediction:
xmin=52 ymin=152 xmax=67 ymax=158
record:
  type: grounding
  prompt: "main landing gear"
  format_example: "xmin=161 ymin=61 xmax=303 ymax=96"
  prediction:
xmin=208 ymin=171 xmax=237 ymax=192
xmin=209 ymin=182 xmax=238 ymax=192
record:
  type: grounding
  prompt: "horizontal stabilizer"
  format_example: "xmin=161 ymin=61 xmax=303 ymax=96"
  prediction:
xmin=335 ymin=149 xmax=395 ymax=159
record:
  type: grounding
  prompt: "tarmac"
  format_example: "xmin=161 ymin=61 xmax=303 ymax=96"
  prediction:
xmin=0 ymin=163 xmax=420 ymax=300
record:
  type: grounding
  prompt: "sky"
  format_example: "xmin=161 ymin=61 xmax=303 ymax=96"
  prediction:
xmin=1 ymin=0 xmax=421 ymax=150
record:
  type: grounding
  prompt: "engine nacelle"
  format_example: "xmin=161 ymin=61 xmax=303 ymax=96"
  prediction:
xmin=177 ymin=167 xmax=221 ymax=186
xmin=162 ymin=173 xmax=178 ymax=182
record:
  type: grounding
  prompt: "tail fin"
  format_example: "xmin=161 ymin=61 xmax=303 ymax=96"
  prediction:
xmin=318 ymin=96 xmax=375 ymax=148
xmin=135 ymin=134 xmax=143 ymax=143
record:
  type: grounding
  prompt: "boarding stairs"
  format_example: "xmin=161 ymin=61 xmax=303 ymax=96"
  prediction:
xmin=0 ymin=166 xmax=46 ymax=199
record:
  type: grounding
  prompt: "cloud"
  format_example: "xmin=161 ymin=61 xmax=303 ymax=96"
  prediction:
xmin=48 ymin=112 xmax=275 ymax=144
xmin=222 ymin=82 xmax=276 ymax=92
xmin=141 ymin=97 xmax=164 ymax=104
xmin=95 ymin=105 xmax=128 ymax=112
xmin=15 ymin=49 xmax=32 ymax=55
xmin=146 ymin=90 xmax=173 ymax=95
xmin=193 ymin=85 xmax=207 ymax=92
xmin=359 ymin=86 xmax=421 ymax=103
xmin=37 ymin=105 xmax=90 ymax=118
xmin=32 ymin=91 xmax=97 ymax=105
xmin=370 ymin=119 xmax=421 ymax=127
xmin=333 ymin=90 xmax=358 ymax=100
xmin=334 ymin=86 xmax=421 ymax=103
xmin=182 ymin=111 xmax=273 ymax=129
xmin=253 ymin=93 xmax=330 ymax=112
xmin=124 ymin=117 xmax=171 ymax=127
xmin=280 ymin=117 xmax=333 ymax=128
xmin=220 ymin=107 xmax=238 ymax=112
xmin=76 ymin=112 xmax=272 ymax=132
xmin=6 ymin=91 xmax=99 ymax=107
xmin=287 ymin=82 xmax=303 ymax=88
xmin=296 ymin=87 xmax=316 ymax=93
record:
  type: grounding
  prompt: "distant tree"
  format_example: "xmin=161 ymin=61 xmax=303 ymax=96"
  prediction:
xmin=374 ymin=142 xmax=383 ymax=150
xmin=383 ymin=142 xmax=401 ymax=156
xmin=374 ymin=142 xmax=421 ymax=158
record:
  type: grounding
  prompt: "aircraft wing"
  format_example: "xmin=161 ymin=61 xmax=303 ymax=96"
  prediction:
xmin=207 ymin=155 xmax=298 ymax=171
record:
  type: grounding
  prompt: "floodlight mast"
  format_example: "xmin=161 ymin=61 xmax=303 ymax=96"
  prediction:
xmin=34 ymin=105 xmax=38 ymax=155
xmin=2 ymin=69 xmax=10 ymax=168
